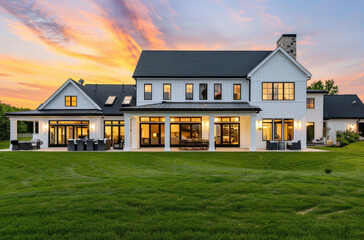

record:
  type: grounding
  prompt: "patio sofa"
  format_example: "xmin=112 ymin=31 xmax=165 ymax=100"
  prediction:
xmin=266 ymin=141 xmax=278 ymax=150
xmin=287 ymin=140 xmax=301 ymax=150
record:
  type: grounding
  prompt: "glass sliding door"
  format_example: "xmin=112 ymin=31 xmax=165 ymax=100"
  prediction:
xmin=140 ymin=124 xmax=150 ymax=145
xmin=171 ymin=124 xmax=180 ymax=145
xmin=215 ymin=123 xmax=240 ymax=147
xmin=49 ymin=121 xmax=89 ymax=147
xmin=306 ymin=122 xmax=315 ymax=144
xmin=150 ymin=124 xmax=160 ymax=145
xmin=180 ymin=124 xmax=191 ymax=140
xmin=140 ymin=123 xmax=165 ymax=147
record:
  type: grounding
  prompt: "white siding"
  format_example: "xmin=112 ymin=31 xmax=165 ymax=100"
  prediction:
xmin=136 ymin=78 xmax=249 ymax=106
xmin=306 ymin=93 xmax=325 ymax=140
xmin=43 ymin=83 xmax=98 ymax=110
xmin=250 ymin=50 xmax=308 ymax=149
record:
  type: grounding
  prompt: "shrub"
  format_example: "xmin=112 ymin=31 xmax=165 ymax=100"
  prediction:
xmin=336 ymin=129 xmax=359 ymax=146
xmin=325 ymin=169 xmax=332 ymax=174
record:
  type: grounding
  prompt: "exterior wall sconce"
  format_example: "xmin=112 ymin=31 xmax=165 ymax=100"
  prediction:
xmin=256 ymin=120 xmax=262 ymax=130
xmin=204 ymin=121 xmax=209 ymax=127
xmin=90 ymin=123 xmax=95 ymax=131
xmin=43 ymin=123 xmax=48 ymax=131
xmin=294 ymin=121 xmax=301 ymax=128
xmin=349 ymin=124 xmax=356 ymax=131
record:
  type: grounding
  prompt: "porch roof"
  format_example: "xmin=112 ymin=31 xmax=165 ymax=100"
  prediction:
xmin=6 ymin=109 xmax=103 ymax=116
xmin=120 ymin=102 xmax=261 ymax=112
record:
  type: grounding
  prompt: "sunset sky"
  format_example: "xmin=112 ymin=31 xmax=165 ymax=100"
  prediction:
xmin=0 ymin=0 xmax=363 ymax=109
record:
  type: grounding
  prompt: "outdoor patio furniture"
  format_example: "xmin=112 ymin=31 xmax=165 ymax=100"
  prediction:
xmin=18 ymin=142 xmax=33 ymax=150
xmin=113 ymin=140 xmax=124 ymax=150
xmin=287 ymin=140 xmax=301 ymax=150
xmin=278 ymin=141 xmax=285 ymax=150
xmin=266 ymin=141 xmax=278 ymax=150
xmin=105 ymin=139 xmax=111 ymax=150
xmin=179 ymin=139 xmax=209 ymax=150
xmin=86 ymin=140 xmax=95 ymax=151
xmin=76 ymin=139 xmax=85 ymax=151
xmin=68 ymin=139 xmax=76 ymax=151
xmin=31 ymin=139 xmax=42 ymax=150
xmin=11 ymin=140 xmax=19 ymax=150
xmin=97 ymin=140 xmax=105 ymax=151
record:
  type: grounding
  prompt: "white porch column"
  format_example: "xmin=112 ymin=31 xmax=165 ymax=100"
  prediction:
xmin=33 ymin=121 xmax=36 ymax=134
xmin=131 ymin=116 xmax=138 ymax=149
xmin=164 ymin=115 xmax=170 ymax=151
xmin=249 ymin=115 xmax=257 ymax=151
xmin=209 ymin=115 xmax=215 ymax=151
xmin=9 ymin=118 xmax=17 ymax=150
xmin=124 ymin=114 xmax=131 ymax=151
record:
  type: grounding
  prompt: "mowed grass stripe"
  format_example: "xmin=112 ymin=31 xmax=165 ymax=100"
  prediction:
xmin=0 ymin=142 xmax=363 ymax=239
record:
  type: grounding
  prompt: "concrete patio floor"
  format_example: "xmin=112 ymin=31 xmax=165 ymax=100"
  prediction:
xmin=1 ymin=147 xmax=326 ymax=152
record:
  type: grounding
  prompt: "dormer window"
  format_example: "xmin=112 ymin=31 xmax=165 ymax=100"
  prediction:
xmin=65 ymin=96 xmax=77 ymax=107
xmin=122 ymin=96 xmax=132 ymax=105
xmin=105 ymin=96 xmax=116 ymax=105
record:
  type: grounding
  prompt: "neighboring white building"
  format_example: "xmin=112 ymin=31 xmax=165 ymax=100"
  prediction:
xmin=7 ymin=34 xmax=364 ymax=151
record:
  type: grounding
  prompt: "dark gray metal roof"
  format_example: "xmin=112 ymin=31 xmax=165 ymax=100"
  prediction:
xmin=307 ymin=89 xmax=329 ymax=94
xmin=6 ymin=109 xmax=103 ymax=116
xmin=324 ymin=95 xmax=364 ymax=119
xmin=133 ymin=50 xmax=272 ymax=78
xmin=121 ymin=102 xmax=261 ymax=112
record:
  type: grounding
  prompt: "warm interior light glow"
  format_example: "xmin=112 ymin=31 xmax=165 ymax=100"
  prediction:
xmin=294 ymin=121 xmax=301 ymax=128
xmin=256 ymin=120 xmax=262 ymax=129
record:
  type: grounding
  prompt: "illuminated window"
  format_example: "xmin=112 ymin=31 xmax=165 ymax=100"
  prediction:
xmin=233 ymin=84 xmax=241 ymax=100
xmin=284 ymin=119 xmax=294 ymax=140
xmin=65 ymin=96 xmax=77 ymax=107
xmin=262 ymin=83 xmax=294 ymax=100
xmin=186 ymin=84 xmax=193 ymax=100
xmin=262 ymin=119 xmax=273 ymax=141
xmin=163 ymin=84 xmax=171 ymax=100
xmin=307 ymin=98 xmax=315 ymax=109
xmin=144 ymin=84 xmax=152 ymax=100
xmin=214 ymin=84 xmax=222 ymax=100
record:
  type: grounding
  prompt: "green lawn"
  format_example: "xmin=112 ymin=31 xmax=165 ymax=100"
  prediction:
xmin=0 ymin=137 xmax=32 ymax=149
xmin=0 ymin=143 xmax=363 ymax=239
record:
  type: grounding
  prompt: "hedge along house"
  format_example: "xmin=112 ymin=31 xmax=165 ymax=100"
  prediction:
xmin=8 ymin=34 xmax=315 ymax=151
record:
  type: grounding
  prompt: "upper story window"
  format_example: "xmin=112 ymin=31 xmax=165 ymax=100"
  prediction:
xmin=262 ymin=82 xmax=295 ymax=100
xmin=233 ymin=84 xmax=241 ymax=100
xmin=65 ymin=96 xmax=77 ymax=107
xmin=163 ymin=84 xmax=171 ymax=100
xmin=214 ymin=84 xmax=222 ymax=100
xmin=199 ymin=84 xmax=207 ymax=100
xmin=144 ymin=84 xmax=152 ymax=100
xmin=186 ymin=84 xmax=193 ymax=100
xmin=307 ymin=98 xmax=315 ymax=109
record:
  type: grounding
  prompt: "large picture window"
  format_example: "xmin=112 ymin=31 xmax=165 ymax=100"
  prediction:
xmin=186 ymin=84 xmax=193 ymax=100
xmin=262 ymin=82 xmax=295 ymax=100
xmin=163 ymin=84 xmax=171 ymax=100
xmin=144 ymin=84 xmax=152 ymax=100
xmin=233 ymin=84 xmax=241 ymax=100
xmin=65 ymin=96 xmax=77 ymax=107
xmin=262 ymin=118 xmax=294 ymax=141
xmin=214 ymin=84 xmax=222 ymax=100
xmin=307 ymin=98 xmax=315 ymax=109
xmin=199 ymin=84 xmax=207 ymax=100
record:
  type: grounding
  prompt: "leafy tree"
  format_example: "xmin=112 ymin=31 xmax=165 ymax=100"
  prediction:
xmin=0 ymin=101 xmax=31 ymax=140
xmin=307 ymin=79 xmax=339 ymax=95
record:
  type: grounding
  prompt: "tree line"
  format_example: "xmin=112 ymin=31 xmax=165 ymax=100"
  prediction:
xmin=0 ymin=101 xmax=31 ymax=141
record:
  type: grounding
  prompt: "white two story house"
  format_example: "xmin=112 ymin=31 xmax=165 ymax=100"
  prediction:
xmin=8 ymin=34 xmax=337 ymax=151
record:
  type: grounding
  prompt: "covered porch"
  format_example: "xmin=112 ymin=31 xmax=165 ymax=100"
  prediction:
xmin=123 ymin=112 xmax=258 ymax=152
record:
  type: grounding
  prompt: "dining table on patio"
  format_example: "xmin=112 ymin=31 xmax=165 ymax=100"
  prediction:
xmin=179 ymin=139 xmax=209 ymax=150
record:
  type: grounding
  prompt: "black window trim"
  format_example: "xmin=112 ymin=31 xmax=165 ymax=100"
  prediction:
xmin=163 ymin=83 xmax=171 ymax=100
xmin=65 ymin=96 xmax=77 ymax=107
xmin=199 ymin=83 xmax=208 ymax=100
xmin=233 ymin=84 xmax=241 ymax=100
xmin=261 ymin=82 xmax=295 ymax=101
xmin=262 ymin=118 xmax=294 ymax=141
xmin=214 ymin=83 xmax=222 ymax=100
xmin=306 ymin=98 xmax=315 ymax=109
xmin=144 ymin=83 xmax=152 ymax=100
xmin=185 ymin=83 xmax=194 ymax=100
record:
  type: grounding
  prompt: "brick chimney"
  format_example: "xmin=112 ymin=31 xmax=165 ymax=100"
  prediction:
xmin=276 ymin=34 xmax=296 ymax=59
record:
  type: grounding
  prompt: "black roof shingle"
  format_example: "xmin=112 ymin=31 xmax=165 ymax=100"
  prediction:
xmin=133 ymin=50 xmax=272 ymax=78
xmin=324 ymin=95 xmax=364 ymax=119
